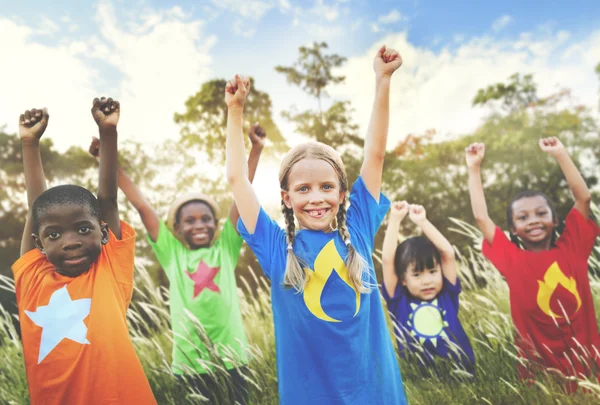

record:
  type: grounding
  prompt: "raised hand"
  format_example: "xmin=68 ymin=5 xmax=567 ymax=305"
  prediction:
xmin=408 ymin=204 xmax=427 ymax=225
xmin=88 ymin=136 xmax=100 ymax=161
xmin=539 ymin=137 xmax=566 ymax=157
xmin=465 ymin=142 xmax=485 ymax=168
xmin=373 ymin=45 xmax=403 ymax=78
xmin=225 ymin=75 xmax=251 ymax=110
xmin=19 ymin=108 xmax=49 ymax=143
xmin=390 ymin=200 xmax=409 ymax=221
xmin=91 ymin=97 xmax=120 ymax=129
xmin=248 ymin=122 xmax=267 ymax=148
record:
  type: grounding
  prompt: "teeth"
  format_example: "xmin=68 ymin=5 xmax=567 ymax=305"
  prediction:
xmin=308 ymin=209 xmax=326 ymax=217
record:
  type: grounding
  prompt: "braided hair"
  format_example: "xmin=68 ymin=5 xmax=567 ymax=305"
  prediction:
xmin=279 ymin=142 xmax=369 ymax=293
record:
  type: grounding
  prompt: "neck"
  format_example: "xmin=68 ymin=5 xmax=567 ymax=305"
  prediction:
xmin=522 ymin=237 xmax=553 ymax=252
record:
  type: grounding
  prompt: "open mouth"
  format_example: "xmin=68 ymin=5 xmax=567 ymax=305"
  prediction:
xmin=527 ymin=228 xmax=544 ymax=237
xmin=306 ymin=208 xmax=329 ymax=218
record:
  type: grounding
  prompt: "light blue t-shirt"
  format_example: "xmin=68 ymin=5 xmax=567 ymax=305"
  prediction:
xmin=239 ymin=176 xmax=407 ymax=405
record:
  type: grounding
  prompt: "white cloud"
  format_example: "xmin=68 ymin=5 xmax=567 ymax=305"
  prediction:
xmin=37 ymin=16 xmax=60 ymax=36
xmin=311 ymin=0 xmax=339 ymax=22
xmin=378 ymin=9 xmax=403 ymax=24
xmin=329 ymin=29 xmax=600 ymax=151
xmin=210 ymin=0 xmax=274 ymax=20
xmin=492 ymin=15 xmax=513 ymax=32
xmin=371 ymin=24 xmax=380 ymax=33
xmin=0 ymin=2 xmax=214 ymax=153
xmin=233 ymin=19 xmax=257 ymax=38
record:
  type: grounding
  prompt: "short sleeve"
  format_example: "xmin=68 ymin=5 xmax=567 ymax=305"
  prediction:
xmin=103 ymin=221 xmax=136 ymax=285
xmin=482 ymin=227 xmax=521 ymax=282
xmin=346 ymin=176 xmax=391 ymax=251
xmin=381 ymin=280 xmax=405 ymax=302
xmin=556 ymin=208 xmax=600 ymax=259
xmin=147 ymin=221 xmax=185 ymax=279
xmin=215 ymin=218 xmax=244 ymax=271
xmin=237 ymin=207 xmax=286 ymax=280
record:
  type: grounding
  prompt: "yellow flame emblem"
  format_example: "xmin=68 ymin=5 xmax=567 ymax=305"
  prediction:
xmin=303 ymin=239 xmax=360 ymax=322
xmin=536 ymin=262 xmax=582 ymax=318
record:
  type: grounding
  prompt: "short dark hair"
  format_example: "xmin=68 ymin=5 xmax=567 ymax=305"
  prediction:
xmin=506 ymin=190 xmax=561 ymax=247
xmin=32 ymin=185 xmax=101 ymax=232
xmin=394 ymin=236 xmax=441 ymax=280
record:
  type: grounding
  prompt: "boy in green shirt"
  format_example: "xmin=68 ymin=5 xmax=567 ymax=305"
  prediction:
xmin=89 ymin=124 xmax=266 ymax=404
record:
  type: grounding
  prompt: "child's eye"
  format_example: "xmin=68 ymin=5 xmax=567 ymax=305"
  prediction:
xmin=78 ymin=227 xmax=91 ymax=235
xmin=412 ymin=273 xmax=420 ymax=278
xmin=322 ymin=184 xmax=333 ymax=190
xmin=185 ymin=219 xmax=194 ymax=224
xmin=201 ymin=217 xmax=213 ymax=223
xmin=298 ymin=186 xmax=308 ymax=192
xmin=518 ymin=215 xmax=527 ymax=220
xmin=47 ymin=232 xmax=61 ymax=240
xmin=538 ymin=211 xmax=547 ymax=216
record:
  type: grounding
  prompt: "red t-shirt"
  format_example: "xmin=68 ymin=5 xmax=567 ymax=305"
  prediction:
xmin=12 ymin=221 xmax=157 ymax=405
xmin=483 ymin=208 xmax=600 ymax=384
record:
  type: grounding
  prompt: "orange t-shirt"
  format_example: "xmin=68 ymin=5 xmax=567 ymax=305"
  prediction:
xmin=12 ymin=221 xmax=157 ymax=405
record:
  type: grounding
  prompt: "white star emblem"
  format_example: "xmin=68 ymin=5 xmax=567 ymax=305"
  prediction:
xmin=25 ymin=285 xmax=92 ymax=364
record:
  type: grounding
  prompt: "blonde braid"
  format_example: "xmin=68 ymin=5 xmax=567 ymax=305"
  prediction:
xmin=337 ymin=202 xmax=370 ymax=293
xmin=282 ymin=202 xmax=308 ymax=292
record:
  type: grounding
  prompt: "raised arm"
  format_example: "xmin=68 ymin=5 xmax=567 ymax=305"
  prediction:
xmin=89 ymin=137 xmax=161 ymax=241
xmin=226 ymin=75 xmax=261 ymax=234
xmin=409 ymin=204 xmax=457 ymax=285
xmin=539 ymin=137 xmax=592 ymax=218
xmin=19 ymin=108 xmax=49 ymax=256
xmin=360 ymin=45 xmax=402 ymax=200
xmin=382 ymin=201 xmax=408 ymax=296
xmin=466 ymin=143 xmax=496 ymax=245
xmin=228 ymin=123 xmax=266 ymax=230
xmin=91 ymin=97 xmax=121 ymax=239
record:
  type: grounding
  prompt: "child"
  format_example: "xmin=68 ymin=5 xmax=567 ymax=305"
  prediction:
xmin=88 ymin=123 xmax=266 ymax=403
xmin=225 ymin=45 xmax=407 ymax=404
xmin=381 ymin=201 xmax=475 ymax=374
xmin=12 ymin=100 xmax=157 ymax=404
xmin=466 ymin=138 xmax=600 ymax=389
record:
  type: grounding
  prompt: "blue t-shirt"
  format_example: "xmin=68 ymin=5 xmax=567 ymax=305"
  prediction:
xmin=382 ymin=277 xmax=475 ymax=373
xmin=239 ymin=177 xmax=407 ymax=405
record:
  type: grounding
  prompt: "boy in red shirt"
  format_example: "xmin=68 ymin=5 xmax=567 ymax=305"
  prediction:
xmin=466 ymin=137 xmax=600 ymax=391
xmin=12 ymin=99 xmax=157 ymax=404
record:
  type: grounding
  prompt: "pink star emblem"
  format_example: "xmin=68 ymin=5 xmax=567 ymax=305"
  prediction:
xmin=185 ymin=261 xmax=220 ymax=298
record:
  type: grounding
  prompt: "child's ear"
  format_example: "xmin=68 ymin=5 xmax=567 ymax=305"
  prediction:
xmin=338 ymin=191 xmax=346 ymax=205
xmin=100 ymin=223 xmax=110 ymax=245
xmin=32 ymin=234 xmax=45 ymax=254
xmin=401 ymin=278 xmax=407 ymax=287
xmin=281 ymin=190 xmax=293 ymax=209
xmin=174 ymin=221 xmax=181 ymax=234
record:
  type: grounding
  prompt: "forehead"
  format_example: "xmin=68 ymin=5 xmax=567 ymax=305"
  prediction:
xmin=179 ymin=201 xmax=215 ymax=218
xmin=38 ymin=203 xmax=97 ymax=228
xmin=288 ymin=158 xmax=338 ymax=184
xmin=511 ymin=196 xmax=550 ymax=213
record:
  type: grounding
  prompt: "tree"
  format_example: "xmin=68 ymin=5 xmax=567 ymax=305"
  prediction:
xmin=383 ymin=72 xmax=600 ymax=253
xmin=275 ymin=42 xmax=363 ymax=182
xmin=173 ymin=78 xmax=285 ymax=164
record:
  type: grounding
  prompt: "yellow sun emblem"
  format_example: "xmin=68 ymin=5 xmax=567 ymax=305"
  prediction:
xmin=407 ymin=299 xmax=449 ymax=347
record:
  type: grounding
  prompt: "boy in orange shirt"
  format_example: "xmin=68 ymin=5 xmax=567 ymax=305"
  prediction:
xmin=12 ymin=99 xmax=157 ymax=405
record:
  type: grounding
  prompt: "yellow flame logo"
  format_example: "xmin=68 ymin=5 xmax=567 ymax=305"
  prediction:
xmin=303 ymin=239 xmax=360 ymax=322
xmin=536 ymin=262 xmax=582 ymax=318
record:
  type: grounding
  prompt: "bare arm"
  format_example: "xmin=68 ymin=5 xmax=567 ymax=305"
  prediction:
xmin=89 ymin=137 xmax=160 ymax=241
xmin=360 ymin=46 xmax=402 ymax=200
xmin=410 ymin=205 xmax=457 ymax=285
xmin=226 ymin=75 xmax=261 ymax=234
xmin=466 ymin=143 xmax=496 ymax=245
xmin=229 ymin=124 xmax=265 ymax=230
xmin=540 ymin=137 xmax=591 ymax=218
xmin=19 ymin=108 xmax=49 ymax=256
xmin=92 ymin=98 xmax=121 ymax=239
xmin=382 ymin=202 xmax=408 ymax=296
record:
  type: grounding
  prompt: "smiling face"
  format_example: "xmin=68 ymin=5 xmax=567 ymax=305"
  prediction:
xmin=33 ymin=203 xmax=108 ymax=277
xmin=174 ymin=201 xmax=218 ymax=249
xmin=402 ymin=262 xmax=443 ymax=301
xmin=509 ymin=195 xmax=558 ymax=250
xmin=281 ymin=158 xmax=346 ymax=231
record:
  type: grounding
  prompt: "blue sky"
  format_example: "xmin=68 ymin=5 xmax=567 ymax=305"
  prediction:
xmin=1 ymin=0 xmax=599 ymax=204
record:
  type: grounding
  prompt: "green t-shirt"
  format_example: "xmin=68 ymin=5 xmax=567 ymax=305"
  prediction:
xmin=148 ymin=219 xmax=248 ymax=374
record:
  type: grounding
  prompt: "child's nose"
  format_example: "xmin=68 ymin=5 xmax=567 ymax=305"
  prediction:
xmin=308 ymin=191 xmax=325 ymax=204
xmin=62 ymin=235 xmax=83 ymax=251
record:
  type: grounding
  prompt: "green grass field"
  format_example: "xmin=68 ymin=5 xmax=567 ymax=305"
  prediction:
xmin=1 ymin=219 xmax=600 ymax=405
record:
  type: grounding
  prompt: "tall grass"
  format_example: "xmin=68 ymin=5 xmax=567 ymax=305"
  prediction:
xmin=1 ymin=215 xmax=600 ymax=404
